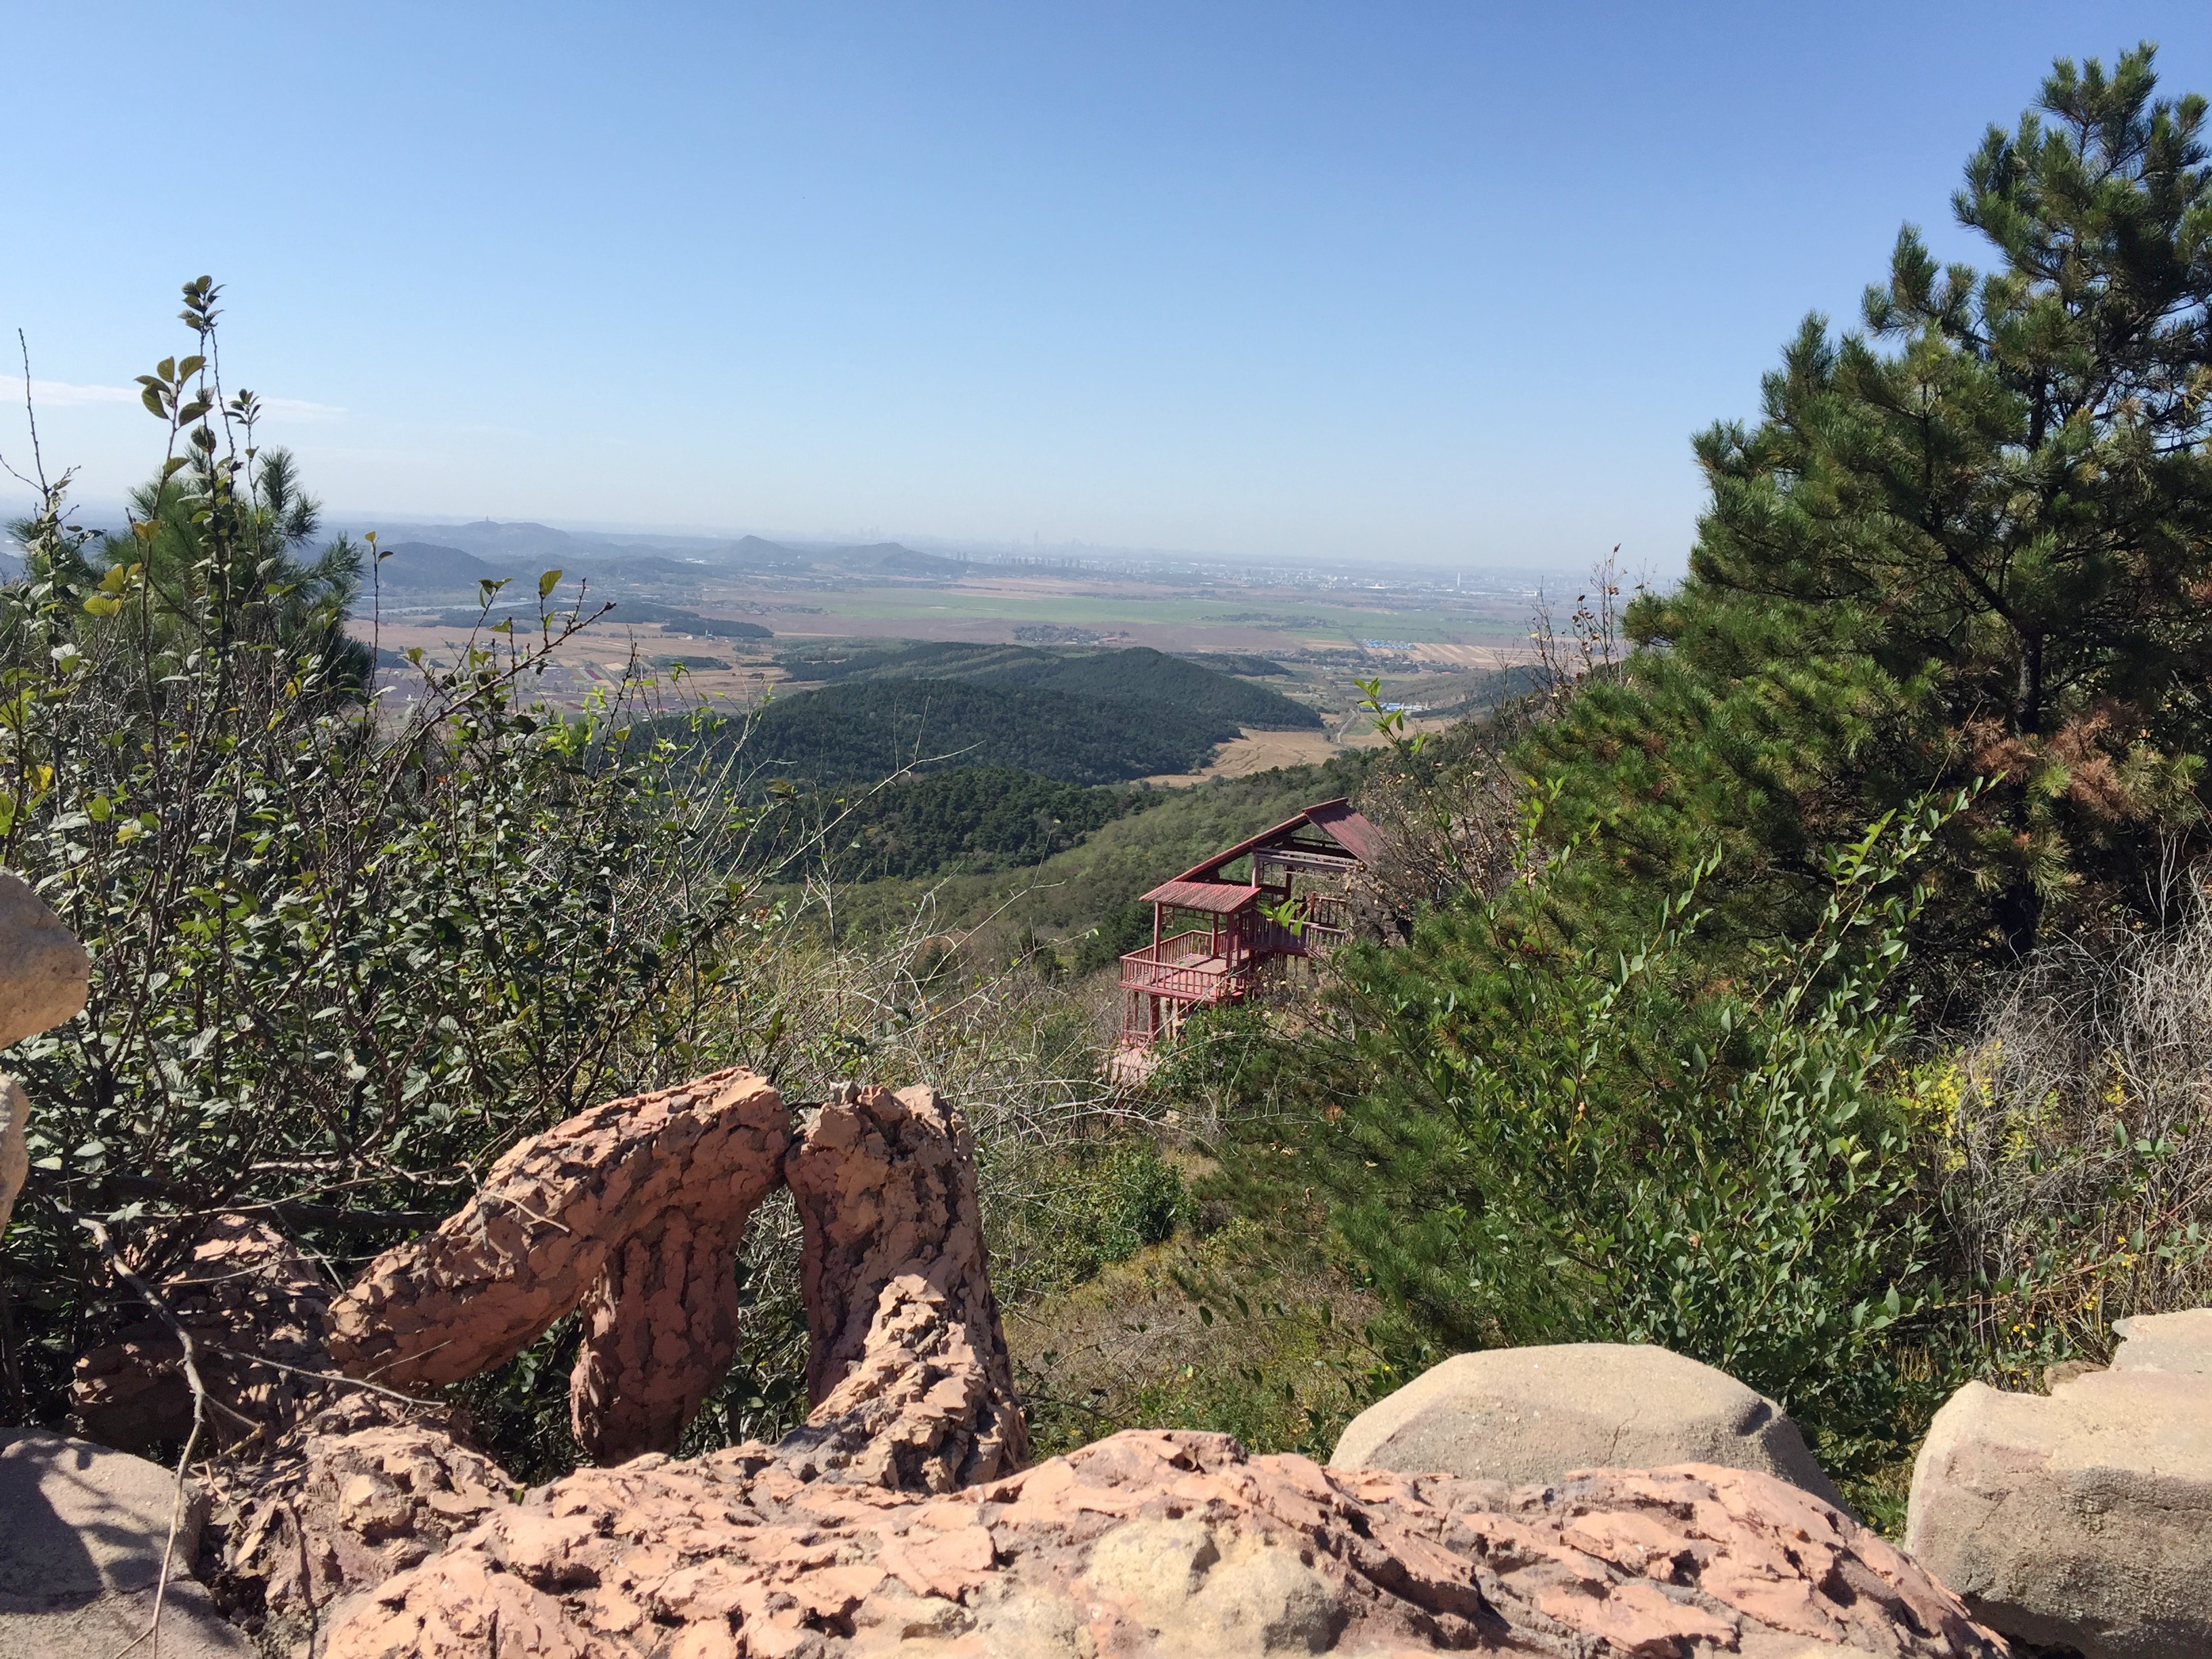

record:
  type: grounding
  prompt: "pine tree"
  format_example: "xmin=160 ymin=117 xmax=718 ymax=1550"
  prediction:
xmin=1531 ymin=45 xmax=2212 ymax=955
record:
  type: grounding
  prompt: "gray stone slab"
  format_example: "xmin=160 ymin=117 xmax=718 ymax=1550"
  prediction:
xmin=1328 ymin=1340 xmax=1849 ymax=1510
xmin=1906 ymin=1366 xmax=2212 ymax=1659
xmin=0 ymin=1429 xmax=249 ymax=1658
xmin=2111 ymin=1307 xmax=2212 ymax=1374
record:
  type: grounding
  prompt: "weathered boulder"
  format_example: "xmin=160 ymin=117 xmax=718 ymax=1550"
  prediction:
xmin=0 ymin=870 xmax=89 ymax=1051
xmin=1332 ymin=1340 xmax=1849 ymax=1509
xmin=73 ymin=1214 xmax=339 ymax=1456
xmin=1906 ymin=1347 xmax=2212 ymax=1659
xmin=0 ymin=870 xmax=89 ymax=1239
xmin=329 ymin=1431 xmax=2006 ymax=1658
xmin=0 ymin=1080 xmax=25 ymax=1249
xmin=326 ymin=1067 xmax=791 ymax=1463
xmin=0 ymin=1427 xmax=249 ymax=1658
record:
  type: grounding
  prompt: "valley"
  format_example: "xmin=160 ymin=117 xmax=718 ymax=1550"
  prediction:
xmin=348 ymin=522 xmax=1543 ymax=768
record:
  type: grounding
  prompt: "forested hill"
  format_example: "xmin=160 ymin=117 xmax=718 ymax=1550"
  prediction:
xmin=773 ymin=642 xmax=1322 ymax=730
xmin=756 ymin=766 xmax=1155 ymax=882
xmin=741 ymin=678 xmax=1242 ymax=784
xmin=1027 ymin=648 xmax=1320 ymax=729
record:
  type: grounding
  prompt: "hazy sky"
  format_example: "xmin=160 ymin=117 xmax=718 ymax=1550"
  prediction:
xmin=5 ymin=3 xmax=2209 ymax=571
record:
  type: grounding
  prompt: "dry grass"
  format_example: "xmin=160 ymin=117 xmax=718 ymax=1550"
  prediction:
xmin=1141 ymin=727 xmax=1355 ymax=785
xmin=1928 ymin=886 xmax=2212 ymax=1375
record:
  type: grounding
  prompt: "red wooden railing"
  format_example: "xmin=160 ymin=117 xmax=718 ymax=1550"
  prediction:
xmin=1118 ymin=930 xmax=1256 ymax=1002
xmin=1117 ymin=896 xmax=1356 ymax=1046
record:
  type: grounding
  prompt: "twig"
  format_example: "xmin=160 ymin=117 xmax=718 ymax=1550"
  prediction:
xmin=199 ymin=1342 xmax=445 ymax=1412
xmin=100 ymin=1174 xmax=447 ymax=1235
xmin=76 ymin=1215 xmax=207 ymax=1659
xmin=2 ymin=329 xmax=50 ymax=495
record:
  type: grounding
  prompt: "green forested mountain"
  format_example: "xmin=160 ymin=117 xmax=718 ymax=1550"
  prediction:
xmin=1025 ymin=648 xmax=1320 ymax=728
xmin=769 ymin=766 xmax=1153 ymax=880
xmin=774 ymin=642 xmax=1321 ymax=729
xmin=1175 ymin=652 xmax=1291 ymax=678
xmin=743 ymin=678 xmax=1242 ymax=784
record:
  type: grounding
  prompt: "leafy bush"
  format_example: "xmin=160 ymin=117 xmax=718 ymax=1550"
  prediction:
xmin=0 ymin=283 xmax=783 ymax=1446
xmin=1202 ymin=796 xmax=1967 ymax=1511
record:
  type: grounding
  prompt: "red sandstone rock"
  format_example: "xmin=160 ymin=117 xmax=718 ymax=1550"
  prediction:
xmin=73 ymin=1214 xmax=339 ymax=1456
xmin=325 ymin=1068 xmax=790 ymax=1463
xmin=779 ymin=1083 xmax=1027 ymax=1492
xmin=329 ymin=1431 xmax=2009 ymax=1658
xmin=218 ymin=1397 xmax=516 ymax=1657
xmin=167 ymin=1069 xmax=2005 ymax=1656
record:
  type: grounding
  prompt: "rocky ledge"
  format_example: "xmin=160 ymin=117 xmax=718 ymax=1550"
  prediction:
xmin=170 ymin=1074 xmax=1999 ymax=1658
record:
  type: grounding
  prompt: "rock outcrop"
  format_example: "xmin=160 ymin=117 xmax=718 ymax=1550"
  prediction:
xmin=218 ymin=1399 xmax=515 ymax=1659
xmin=326 ymin=1067 xmax=791 ymax=1465
xmin=330 ymin=1432 xmax=2005 ymax=1658
xmin=0 ymin=1427 xmax=250 ymax=1658
xmin=1906 ymin=1308 xmax=2212 ymax=1659
xmin=0 ymin=870 xmax=89 ymax=1237
xmin=1332 ymin=1340 xmax=1849 ymax=1511
xmin=779 ymin=1082 xmax=1028 ymax=1492
xmin=73 ymin=1065 xmax=2004 ymax=1657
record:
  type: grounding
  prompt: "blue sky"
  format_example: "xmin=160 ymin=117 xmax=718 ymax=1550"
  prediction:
xmin=5 ymin=3 xmax=2209 ymax=572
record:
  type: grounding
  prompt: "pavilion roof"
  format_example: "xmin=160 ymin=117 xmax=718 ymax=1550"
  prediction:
xmin=1170 ymin=798 xmax=1384 ymax=884
xmin=1136 ymin=880 xmax=1262 ymax=914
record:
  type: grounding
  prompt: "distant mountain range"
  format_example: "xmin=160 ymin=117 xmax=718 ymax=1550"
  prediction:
xmin=357 ymin=520 xmax=964 ymax=594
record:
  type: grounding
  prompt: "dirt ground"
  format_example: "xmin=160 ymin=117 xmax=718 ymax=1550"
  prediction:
xmin=1142 ymin=728 xmax=1368 ymax=785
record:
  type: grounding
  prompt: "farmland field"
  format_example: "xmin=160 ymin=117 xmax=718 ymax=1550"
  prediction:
xmin=353 ymin=552 xmax=1542 ymax=754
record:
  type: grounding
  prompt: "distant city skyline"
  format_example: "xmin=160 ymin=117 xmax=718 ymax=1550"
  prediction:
xmin=5 ymin=2 xmax=2209 ymax=574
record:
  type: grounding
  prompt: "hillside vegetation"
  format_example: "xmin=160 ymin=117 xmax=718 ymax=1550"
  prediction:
xmin=1160 ymin=47 xmax=2212 ymax=1525
xmin=811 ymin=756 xmax=1366 ymax=962
xmin=775 ymin=641 xmax=1322 ymax=729
xmin=765 ymin=766 xmax=1157 ymax=882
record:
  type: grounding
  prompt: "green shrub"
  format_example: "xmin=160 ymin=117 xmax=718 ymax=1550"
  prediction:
xmin=0 ymin=286 xmax=781 ymax=1448
xmin=1205 ymin=795 xmax=1969 ymax=1513
xmin=994 ymin=1137 xmax=1192 ymax=1299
